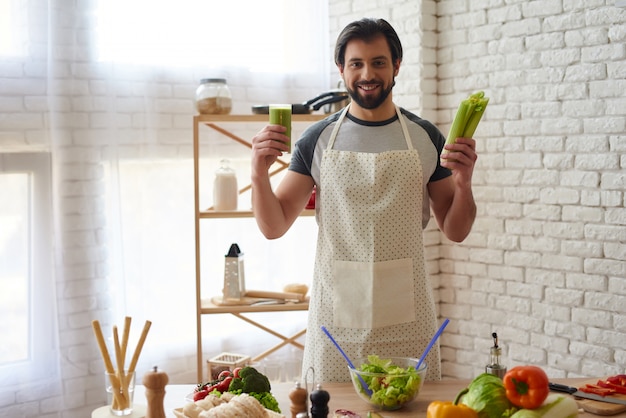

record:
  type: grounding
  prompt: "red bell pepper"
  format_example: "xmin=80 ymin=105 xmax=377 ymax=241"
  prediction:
xmin=503 ymin=365 xmax=550 ymax=409
xmin=580 ymin=384 xmax=616 ymax=396
xmin=607 ymin=374 xmax=626 ymax=387
xmin=591 ymin=379 xmax=626 ymax=395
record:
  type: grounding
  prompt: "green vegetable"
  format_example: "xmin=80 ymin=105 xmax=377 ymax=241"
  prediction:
xmin=355 ymin=355 xmax=422 ymax=410
xmin=460 ymin=373 xmax=518 ymax=418
xmin=225 ymin=366 xmax=279 ymax=412
xmin=238 ymin=366 xmax=260 ymax=379
xmin=228 ymin=366 xmax=271 ymax=394
xmin=509 ymin=394 xmax=579 ymax=418
xmin=446 ymin=91 xmax=489 ymax=146
xmin=228 ymin=389 xmax=281 ymax=413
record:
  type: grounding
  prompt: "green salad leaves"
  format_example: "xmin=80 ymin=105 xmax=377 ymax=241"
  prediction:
xmin=355 ymin=355 xmax=422 ymax=410
xmin=227 ymin=389 xmax=281 ymax=413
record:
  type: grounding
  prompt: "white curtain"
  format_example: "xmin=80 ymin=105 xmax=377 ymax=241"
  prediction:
xmin=0 ymin=0 xmax=328 ymax=416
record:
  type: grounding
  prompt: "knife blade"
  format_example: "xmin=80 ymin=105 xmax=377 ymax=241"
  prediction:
xmin=549 ymin=382 xmax=626 ymax=406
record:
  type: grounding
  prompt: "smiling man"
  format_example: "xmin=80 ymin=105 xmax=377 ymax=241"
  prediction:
xmin=251 ymin=18 xmax=478 ymax=382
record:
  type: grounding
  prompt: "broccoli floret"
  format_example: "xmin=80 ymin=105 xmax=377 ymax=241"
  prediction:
xmin=227 ymin=377 xmax=244 ymax=392
xmin=238 ymin=366 xmax=258 ymax=379
xmin=242 ymin=373 xmax=271 ymax=393
xmin=227 ymin=366 xmax=271 ymax=394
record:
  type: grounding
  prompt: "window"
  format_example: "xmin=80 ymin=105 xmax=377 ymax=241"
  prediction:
xmin=0 ymin=0 xmax=27 ymax=57
xmin=0 ymin=172 xmax=28 ymax=363
xmin=111 ymin=156 xmax=316 ymax=349
xmin=0 ymin=153 xmax=56 ymax=387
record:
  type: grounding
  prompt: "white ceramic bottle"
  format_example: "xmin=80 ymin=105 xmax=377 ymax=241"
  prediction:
xmin=213 ymin=159 xmax=238 ymax=211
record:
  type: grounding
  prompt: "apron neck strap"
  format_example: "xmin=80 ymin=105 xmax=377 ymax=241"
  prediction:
xmin=395 ymin=105 xmax=413 ymax=150
xmin=327 ymin=104 xmax=350 ymax=149
xmin=326 ymin=104 xmax=414 ymax=150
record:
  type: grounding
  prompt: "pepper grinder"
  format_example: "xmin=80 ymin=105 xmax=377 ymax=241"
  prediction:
xmin=289 ymin=380 xmax=308 ymax=418
xmin=485 ymin=332 xmax=507 ymax=378
xmin=310 ymin=383 xmax=329 ymax=418
xmin=143 ymin=366 xmax=168 ymax=418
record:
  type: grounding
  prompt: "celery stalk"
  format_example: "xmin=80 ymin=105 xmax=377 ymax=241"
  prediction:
xmin=510 ymin=394 xmax=579 ymax=418
xmin=445 ymin=91 xmax=489 ymax=146
xmin=446 ymin=101 xmax=471 ymax=146
xmin=462 ymin=96 xmax=489 ymax=138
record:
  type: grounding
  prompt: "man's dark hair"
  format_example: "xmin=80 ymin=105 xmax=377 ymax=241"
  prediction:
xmin=334 ymin=18 xmax=403 ymax=68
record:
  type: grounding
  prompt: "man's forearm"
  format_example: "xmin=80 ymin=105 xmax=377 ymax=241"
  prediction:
xmin=251 ymin=174 xmax=290 ymax=239
xmin=441 ymin=186 xmax=476 ymax=242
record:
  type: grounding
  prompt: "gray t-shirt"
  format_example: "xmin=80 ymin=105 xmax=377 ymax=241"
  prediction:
xmin=290 ymin=107 xmax=451 ymax=228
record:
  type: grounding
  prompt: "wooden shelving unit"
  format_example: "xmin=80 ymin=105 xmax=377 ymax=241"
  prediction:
xmin=193 ymin=113 xmax=324 ymax=382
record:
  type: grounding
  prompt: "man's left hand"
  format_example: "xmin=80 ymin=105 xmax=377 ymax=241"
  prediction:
xmin=440 ymin=137 xmax=477 ymax=185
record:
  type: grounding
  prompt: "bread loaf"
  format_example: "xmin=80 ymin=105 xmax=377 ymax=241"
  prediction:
xmin=283 ymin=283 xmax=308 ymax=296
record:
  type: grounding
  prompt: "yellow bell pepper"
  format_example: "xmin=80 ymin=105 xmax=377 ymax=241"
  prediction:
xmin=427 ymin=389 xmax=478 ymax=418
xmin=427 ymin=401 xmax=478 ymax=418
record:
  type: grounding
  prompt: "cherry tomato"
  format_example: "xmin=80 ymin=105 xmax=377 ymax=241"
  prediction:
xmin=216 ymin=376 xmax=233 ymax=392
xmin=217 ymin=370 xmax=232 ymax=380
xmin=193 ymin=389 xmax=209 ymax=401
xmin=232 ymin=367 xmax=243 ymax=378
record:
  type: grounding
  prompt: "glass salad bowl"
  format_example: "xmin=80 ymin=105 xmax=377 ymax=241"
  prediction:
xmin=348 ymin=356 xmax=427 ymax=411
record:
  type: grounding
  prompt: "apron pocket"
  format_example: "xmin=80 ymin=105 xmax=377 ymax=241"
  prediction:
xmin=332 ymin=258 xmax=416 ymax=329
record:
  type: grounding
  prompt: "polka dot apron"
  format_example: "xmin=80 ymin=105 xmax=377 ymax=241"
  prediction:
xmin=302 ymin=104 xmax=441 ymax=382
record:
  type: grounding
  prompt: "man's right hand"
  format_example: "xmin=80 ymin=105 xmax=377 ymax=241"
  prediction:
xmin=251 ymin=124 xmax=290 ymax=178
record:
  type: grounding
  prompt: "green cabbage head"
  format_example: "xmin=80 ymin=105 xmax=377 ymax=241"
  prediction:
xmin=460 ymin=373 xmax=518 ymax=418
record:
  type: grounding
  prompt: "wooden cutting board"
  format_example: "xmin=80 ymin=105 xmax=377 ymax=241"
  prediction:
xmin=210 ymin=296 xmax=281 ymax=306
xmin=573 ymin=379 xmax=626 ymax=416
xmin=211 ymin=290 xmax=309 ymax=306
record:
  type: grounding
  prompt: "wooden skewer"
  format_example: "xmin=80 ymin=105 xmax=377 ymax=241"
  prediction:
xmin=92 ymin=320 xmax=124 ymax=408
xmin=92 ymin=320 xmax=115 ymax=373
xmin=93 ymin=317 xmax=152 ymax=412
xmin=119 ymin=316 xmax=133 ymax=408
xmin=108 ymin=373 xmax=124 ymax=410
xmin=113 ymin=326 xmax=129 ymax=409
xmin=127 ymin=320 xmax=152 ymax=377
xmin=120 ymin=316 xmax=132 ymax=366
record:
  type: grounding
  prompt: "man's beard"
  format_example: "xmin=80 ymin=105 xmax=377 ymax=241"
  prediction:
xmin=346 ymin=79 xmax=395 ymax=110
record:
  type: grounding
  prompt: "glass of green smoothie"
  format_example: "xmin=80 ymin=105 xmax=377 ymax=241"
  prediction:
xmin=269 ymin=104 xmax=292 ymax=153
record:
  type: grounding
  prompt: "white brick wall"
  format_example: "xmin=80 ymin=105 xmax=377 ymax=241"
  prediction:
xmin=329 ymin=0 xmax=626 ymax=380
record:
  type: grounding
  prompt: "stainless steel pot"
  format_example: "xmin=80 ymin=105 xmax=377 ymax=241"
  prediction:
xmin=323 ymin=80 xmax=350 ymax=113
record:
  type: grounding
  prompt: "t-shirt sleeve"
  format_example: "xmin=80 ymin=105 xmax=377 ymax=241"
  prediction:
xmin=416 ymin=116 xmax=451 ymax=182
xmin=429 ymin=130 xmax=452 ymax=182
xmin=289 ymin=117 xmax=334 ymax=177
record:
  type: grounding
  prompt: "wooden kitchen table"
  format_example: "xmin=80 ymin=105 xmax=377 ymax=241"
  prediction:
xmin=133 ymin=378 xmax=626 ymax=417
xmin=272 ymin=378 xmax=626 ymax=417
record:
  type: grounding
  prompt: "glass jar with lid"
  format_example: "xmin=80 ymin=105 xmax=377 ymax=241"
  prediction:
xmin=195 ymin=78 xmax=232 ymax=115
